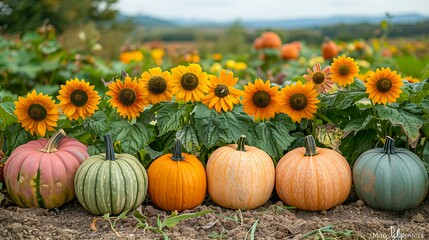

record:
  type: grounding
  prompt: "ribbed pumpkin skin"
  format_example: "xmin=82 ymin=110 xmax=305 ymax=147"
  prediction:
xmin=4 ymin=137 xmax=88 ymax=209
xmin=353 ymin=146 xmax=428 ymax=211
xmin=206 ymin=144 xmax=275 ymax=210
xmin=276 ymin=147 xmax=352 ymax=211
xmin=148 ymin=153 xmax=206 ymax=212
xmin=74 ymin=153 xmax=148 ymax=215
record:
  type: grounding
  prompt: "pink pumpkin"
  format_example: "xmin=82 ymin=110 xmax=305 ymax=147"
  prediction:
xmin=4 ymin=129 xmax=88 ymax=209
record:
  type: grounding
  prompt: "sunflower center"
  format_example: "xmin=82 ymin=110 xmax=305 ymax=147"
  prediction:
xmin=338 ymin=65 xmax=350 ymax=76
xmin=119 ymin=88 xmax=137 ymax=106
xmin=148 ymin=76 xmax=167 ymax=94
xmin=289 ymin=93 xmax=308 ymax=110
xmin=214 ymin=84 xmax=230 ymax=98
xmin=252 ymin=91 xmax=271 ymax=108
xmin=376 ymin=78 xmax=392 ymax=92
xmin=180 ymin=73 xmax=199 ymax=91
xmin=312 ymin=72 xmax=326 ymax=84
xmin=70 ymin=89 xmax=88 ymax=107
xmin=28 ymin=104 xmax=47 ymax=121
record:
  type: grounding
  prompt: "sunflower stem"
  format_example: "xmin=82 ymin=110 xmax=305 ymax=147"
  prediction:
xmin=172 ymin=139 xmax=184 ymax=161
xmin=104 ymin=134 xmax=116 ymax=160
xmin=237 ymin=135 xmax=247 ymax=152
xmin=383 ymin=136 xmax=395 ymax=154
xmin=40 ymin=129 xmax=66 ymax=153
xmin=304 ymin=135 xmax=319 ymax=156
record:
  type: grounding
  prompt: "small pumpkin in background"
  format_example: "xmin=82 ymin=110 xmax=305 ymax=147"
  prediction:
xmin=276 ymin=135 xmax=352 ymax=211
xmin=206 ymin=135 xmax=275 ymax=210
xmin=260 ymin=31 xmax=282 ymax=49
xmin=280 ymin=43 xmax=300 ymax=60
xmin=253 ymin=37 xmax=264 ymax=50
xmin=74 ymin=135 xmax=148 ymax=215
xmin=322 ymin=39 xmax=339 ymax=59
xmin=353 ymin=137 xmax=428 ymax=211
xmin=148 ymin=139 xmax=206 ymax=212
xmin=4 ymin=129 xmax=88 ymax=209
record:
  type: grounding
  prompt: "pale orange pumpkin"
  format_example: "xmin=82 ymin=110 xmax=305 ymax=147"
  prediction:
xmin=275 ymin=135 xmax=352 ymax=211
xmin=322 ymin=40 xmax=339 ymax=59
xmin=280 ymin=43 xmax=300 ymax=60
xmin=206 ymin=135 xmax=275 ymax=210
xmin=253 ymin=37 xmax=264 ymax=50
xmin=260 ymin=31 xmax=282 ymax=49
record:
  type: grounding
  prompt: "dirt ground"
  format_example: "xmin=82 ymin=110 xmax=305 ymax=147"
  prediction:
xmin=0 ymin=190 xmax=428 ymax=240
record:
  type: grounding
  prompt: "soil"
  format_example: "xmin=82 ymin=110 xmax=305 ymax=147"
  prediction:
xmin=1 ymin=190 xmax=428 ymax=240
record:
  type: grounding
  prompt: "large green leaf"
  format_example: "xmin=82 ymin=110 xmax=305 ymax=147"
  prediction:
xmin=194 ymin=104 xmax=251 ymax=148
xmin=246 ymin=114 xmax=296 ymax=160
xmin=83 ymin=111 xmax=108 ymax=136
xmin=115 ymin=122 xmax=156 ymax=154
xmin=342 ymin=115 xmax=375 ymax=135
xmin=157 ymin=102 xmax=191 ymax=136
xmin=377 ymin=105 xmax=423 ymax=142
xmin=0 ymin=102 xmax=17 ymax=129
xmin=176 ymin=124 xmax=200 ymax=154
xmin=340 ymin=129 xmax=377 ymax=165
xmin=402 ymin=80 xmax=429 ymax=104
xmin=320 ymin=91 xmax=368 ymax=110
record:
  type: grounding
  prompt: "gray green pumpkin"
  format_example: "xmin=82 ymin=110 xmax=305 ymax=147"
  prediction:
xmin=74 ymin=135 xmax=148 ymax=215
xmin=353 ymin=137 xmax=428 ymax=211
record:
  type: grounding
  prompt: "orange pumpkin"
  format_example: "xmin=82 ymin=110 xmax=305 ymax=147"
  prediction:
xmin=291 ymin=41 xmax=302 ymax=51
xmin=280 ymin=43 xmax=300 ymax=60
xmin=253 ymin=37 xmax=264 ymax=50
xmin=322 ymin=40 xmax=339 ymax=59
xmin=260 ymin=31 xmax=282 ymax=49
xmin=147 ymin=139 xmax=207 ymax=212
xmin=206 ymin=135 xmax=275 ymax=210
xmin=275 ymin=135 xmax=352 ymax=211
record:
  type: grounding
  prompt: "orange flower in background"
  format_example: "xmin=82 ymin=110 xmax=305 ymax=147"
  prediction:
xmin=139 ymin=67 xmax=173 ymax=104
xmin=14 ymin=90 xmax=59 ymax=137
xmin=106 ymin=76 xmax=148 ymax=119
xmin=58 ymin=78 xmax=101 ymax=120
xmin=202 ymin=70 xmax=243 ymax=112
xmin=280 ymin=81 xmax=320 ymax=123
xmin=330 ymin=55 xmax=359 ymax=87
xmin=404 ymin=76 xmax=420 ymax=83
xmin=242 ymin=79 xmax=282 ymax=120
xmin=357 ymin=70 xmax=373 ymax=83
xmin=303 ymin=63 xmax=334 ymax=93
xmin=170 ymin=63 xmax=210 ymax=103
xmin=119 ymin=50 xmax=143 ymax=64
xmin=366 ymin=67 xmax=403 ymax=105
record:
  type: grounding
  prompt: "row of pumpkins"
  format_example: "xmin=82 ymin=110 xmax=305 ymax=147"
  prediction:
xmin=3 ymin=130 xmax=429 ymax=215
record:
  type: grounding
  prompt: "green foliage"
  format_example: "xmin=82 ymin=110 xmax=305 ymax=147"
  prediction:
xmin=303 ymin=224 xmax=364 ymax=239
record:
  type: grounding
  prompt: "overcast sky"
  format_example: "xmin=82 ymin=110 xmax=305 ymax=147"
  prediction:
xmin=116 ymin=0 xmax=429 ymax=21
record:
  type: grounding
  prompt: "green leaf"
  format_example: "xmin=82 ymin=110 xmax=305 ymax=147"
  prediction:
xmin=342 ymin=115 xmax=375 ymax=135
xmin=320 ymin=91 xmax=368 ymax=110
xmin=340 ymin=129 xmax=377 ymax=165
xmin=194 ymin=104 xmax=251 ymax=148
xmin=0 ymin=102 xmax=17 ymax=129
xmin=157 ymin=102 xmax=190 ymax=136
xmin=422 ymin=69 xmax=429 ymax=80
xmin=246 ymin=114 xmax=296 ymax=159
xmin=176 ymin=124 xmax=200 ymax=154
xmin=245 ymin=219 xmax=259 ymax=240
xmin=4 ymin=123 xmax=33 ymax=154
xmin=115 ymin=122 xmax=156 ymax=154
xmin=377 ymin=105 xmax=423 ymax=142
xmin=423 ymin=142 xmax=429 ymax=174
xmin=161 ymin=210 xmax=214 ymax=228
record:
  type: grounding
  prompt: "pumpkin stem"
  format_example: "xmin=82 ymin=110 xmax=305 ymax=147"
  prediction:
xmin=104 ymin=134 xmax=116 ymax=160
xmin=40 ymin=129 xmax=66 ymax=153
xmin=383 ymin=136 xmax=396 ymax=154
xmin=304 ymin=135 xmax=319 ymax=156
xmin=172 ymin=139 xmax=184 ymax=161
xmin=237 ymin=135 xmax=247 ymax=152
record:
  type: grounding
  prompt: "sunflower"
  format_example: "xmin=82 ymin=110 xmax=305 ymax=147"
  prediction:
xmin=106 ymin=76 xmax=148 ymax=119
xmin=14 ymin=90 xmax=59 ymax=137
xmin=139 ymin=67 xmax=172 ymax=104
xmin=330 ymin=55 xmax=359 ymax=87
xmin=119 ymin=50 xmax=143 ymax=64
xmin=170 ymin=63 xmax=210 ymax=103
xmin=303 ymin=63 xmax=334 ymax=93
xmin=357 ymin=70 xmax=373 ymax=83
xmin=202 ymin=70 xmax=243 ymax=112
xmin=280 ymin=81 xmax=320 ymax=123
xmin=365 ymin=67 xmax=403 ymax=105
xmin=404 ymin=75 xmax=420 ymax=83
xmin=242 ymin=79 xmax=282 ymax=120
xmin=57 ymin=78 xmax=101 ymax=120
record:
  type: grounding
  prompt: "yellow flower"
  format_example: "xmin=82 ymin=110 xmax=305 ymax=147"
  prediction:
xmin=309 ymin=56 xmax=325 ymax=67
xmin=106 ymin=76 xmax=148 ymax=119
xmin=303 ymin=63 xmax=334 ymax=93
xmin=119 ymin=50 xmax=144 ymax=64
xmin=242 ymin=79 xmax=282 ymax=120
xmin=404 ymin=76 xmax=420 ymax=83
xmin=280 ymin=81 xmax=320 ymax=123
xmin=151 ymin=48 xmax=164 ymax=65
xmin=139 ymin=67 xmax=172 ymax=105
xmin=357 ymin=70 xmax=373 ymax=83
xmin=234 ymin=62 xmax=247 ymax=71
xmin=170 ymin=63 xmax=210 ymax=103
xmin=225 ymin=60 xmax=236 ymax=69
xmin=57 ymin=78 xmax=101 ymax=120
xmin=209 ymin=62 xmax=223 ymax=73
xmin=202 ymin=70 xmax=243 ymax=112
xmin=14 ymin=90 xmax=58 ymax=137
xmin=330 ymin=55 xmax=359 ymax=87
xmin=365 ymin=67 xmax=403 ymax=105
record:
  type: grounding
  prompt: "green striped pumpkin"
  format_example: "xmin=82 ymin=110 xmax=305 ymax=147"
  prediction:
xmin=74 ymin=135 xmax=148 ymax=215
